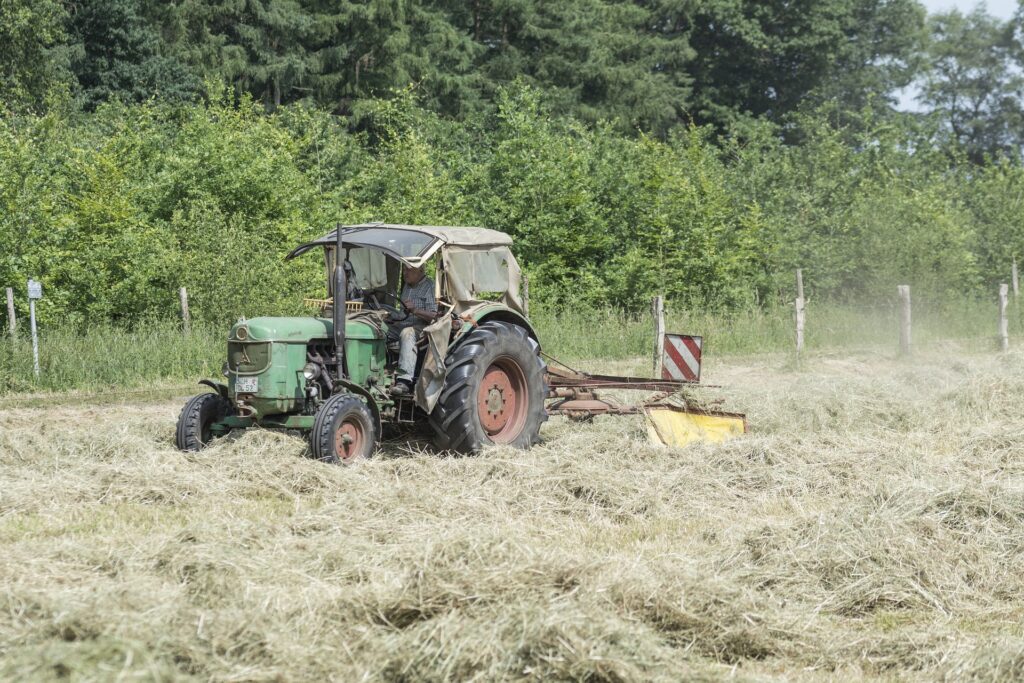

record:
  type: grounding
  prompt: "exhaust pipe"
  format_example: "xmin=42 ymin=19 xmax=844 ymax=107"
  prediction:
xmin=333 ymin=223 xmax=346 ymax=383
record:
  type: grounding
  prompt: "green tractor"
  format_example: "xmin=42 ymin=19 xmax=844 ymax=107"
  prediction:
xmin=175 ymin=224 xmax=548 ymax=463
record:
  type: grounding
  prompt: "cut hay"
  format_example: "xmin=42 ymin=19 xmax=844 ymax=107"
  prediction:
xmin=1 ymin=350 xmax=1023 ymax=680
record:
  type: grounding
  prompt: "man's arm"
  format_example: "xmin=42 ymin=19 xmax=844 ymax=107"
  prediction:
xmin=409 ymin=308 xmax=435 ymax=323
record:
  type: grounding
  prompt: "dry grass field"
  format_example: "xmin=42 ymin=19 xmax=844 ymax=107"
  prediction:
xmin=1 ymin=349 xmax=1023 ymax=681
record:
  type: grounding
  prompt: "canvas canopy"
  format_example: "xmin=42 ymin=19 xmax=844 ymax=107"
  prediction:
xmin=286 ymin=223 xmax=513 ymax=266
xmin=442 ymin=245 xmax=524 ymax=315
xmin=288 ymin=224 xmax=525 ymax=315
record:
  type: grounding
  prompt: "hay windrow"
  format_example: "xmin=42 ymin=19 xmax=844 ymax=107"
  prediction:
xmin=1 ymin=350 xmax=1022 ymax=680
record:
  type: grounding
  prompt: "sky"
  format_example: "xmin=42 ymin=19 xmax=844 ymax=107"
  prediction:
xmin=921 ymin=0 xmax=1017 ymax=18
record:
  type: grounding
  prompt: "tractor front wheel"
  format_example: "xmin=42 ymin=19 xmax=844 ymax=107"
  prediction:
xmin=311 ymin=393 xmax=378 ymax=464
xmin=430 ymin=321 xmax=547 ymax=453
xmin=175 ymin=392 xmax=232 ymax=452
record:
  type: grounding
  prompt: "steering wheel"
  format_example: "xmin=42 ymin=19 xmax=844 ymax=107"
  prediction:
xmin=365 ymin=292 xmax=409 ymax=319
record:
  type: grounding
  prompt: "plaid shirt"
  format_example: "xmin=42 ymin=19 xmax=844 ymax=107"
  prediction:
xmin=401 ymin=276 xmax=436 ymax=315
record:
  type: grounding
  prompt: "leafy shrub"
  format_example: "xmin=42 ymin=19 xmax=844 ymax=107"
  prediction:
xmin=0 ymin=90 xmax=1019 ymax=328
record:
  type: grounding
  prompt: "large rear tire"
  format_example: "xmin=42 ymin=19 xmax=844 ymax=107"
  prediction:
xmin=175 ymin=392 xmax=232 ymax=452
xmin=311 ymin=393 xmax=378 ymax=464
xmin=429 ymin=321 xmax=547 ymax=453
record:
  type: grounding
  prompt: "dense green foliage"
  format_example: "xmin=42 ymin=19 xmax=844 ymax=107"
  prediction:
xmin=67 ymin=0 xmax=199 ymax=109
xmin=2 ymin=1 xmax=1024 ymax=335
xmin=1 ymin=88 xmax=1021 ymax=328
xmin=921 ymin=7 xmax=1024 ymax=162
xmin=3 ymin=0 xmax=1018 ymax=139
xmin=0 ymin=0 xmax=71 ymax=111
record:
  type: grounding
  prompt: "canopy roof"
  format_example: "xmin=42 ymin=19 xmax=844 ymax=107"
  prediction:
xmin=285 ymin=223 xmax=513 ymax=265
xmin=375 ymin=224 xmax=513 ymax=246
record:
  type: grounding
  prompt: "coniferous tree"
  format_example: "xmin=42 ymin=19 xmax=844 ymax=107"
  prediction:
xmin=173 ymin=0 xmax=318 ymax=109
xmin=444 ymin=0 xmax=692 ymax=134
xmin=0 ymin=0 xmax=955 ymax=138
xmin=680 ymin=0 xmax=925 ymax=130
xmin=303 ymin=0 xmax=481 ymax=115
xmin=67 ymin=0 xmax=199 ymax=109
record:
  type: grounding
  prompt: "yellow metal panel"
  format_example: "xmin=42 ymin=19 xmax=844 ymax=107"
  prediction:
xmin=643 ymin=408 xmax=746 ymax=447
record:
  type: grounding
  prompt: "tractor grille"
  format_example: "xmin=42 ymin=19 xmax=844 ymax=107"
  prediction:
xmin=228 ymin=342 xmax=271 ymax=373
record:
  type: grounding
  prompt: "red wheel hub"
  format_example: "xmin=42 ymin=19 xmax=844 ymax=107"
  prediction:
xmin=335 ymin=419 xmax=366 ymax=462
xmin=477 ymin=358 xmax=529 ymax=443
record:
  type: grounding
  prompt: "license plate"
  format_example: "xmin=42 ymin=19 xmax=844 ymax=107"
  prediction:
xmin=235 ymin=376 xmax=258 ymax=393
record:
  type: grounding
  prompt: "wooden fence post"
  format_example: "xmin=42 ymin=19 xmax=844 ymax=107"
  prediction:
xmin=5 ymin=287 xmax=14 ymax=337
xmin=179 ymin=287 xmax=191 ymax=334
xmin=1013 ymin=258 xmax=1019 ymax=298
xmin=652 ymin=295 xmax=665 ymax=378
xmin=999 ymin=283 xmax=1009 ymax=352
xmin=795 ymin=269 xmax=805 ymax=355
xmin=898 ymin=285 xmax=911 ymax=356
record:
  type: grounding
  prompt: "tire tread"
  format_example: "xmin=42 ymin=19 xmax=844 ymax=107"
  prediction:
xmin=429 ymin=321 xmax=547 ymax=454
xmin=311 ymin=393 xmax=378 ymax=464
xmin=174 ymin=393 xmax=229 ymax=452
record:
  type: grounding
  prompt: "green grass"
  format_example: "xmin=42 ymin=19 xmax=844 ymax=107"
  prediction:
xmin=2 ymin=299 xmax=1021 ymax=394
xmin=532 ymin=297 xmax=1024 ymax=360
xmin=0 ymin=319 xmax=223 ymax=395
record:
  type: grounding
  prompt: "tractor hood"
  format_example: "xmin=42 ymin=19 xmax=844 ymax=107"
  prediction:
xmin=229 ymin=316 xmax=381 ymax=343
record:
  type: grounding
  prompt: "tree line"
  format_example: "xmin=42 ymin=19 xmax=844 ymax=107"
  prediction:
xmin=1 ymin=1 xmax=1023 ymax=326
xmin=3 ymin=1 xmax=1024 ymax=159
xmin=1 ymin=88 xmax=1019 ymax=326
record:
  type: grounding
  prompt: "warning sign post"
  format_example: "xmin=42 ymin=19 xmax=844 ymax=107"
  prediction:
xmin=662 ymin=333 xmax=702 ymax=383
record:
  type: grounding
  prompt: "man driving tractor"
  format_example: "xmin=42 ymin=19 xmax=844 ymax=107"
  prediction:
xmin=387 ymin=264 xmax=437 ymax=395
xmin=174 ymin=223 xmax=742 ymax=463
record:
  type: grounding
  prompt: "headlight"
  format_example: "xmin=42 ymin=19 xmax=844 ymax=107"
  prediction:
xmin=221 ymin=362 xmax=230 ymax=377
xmin=302 ymin=362 xmax=320 ymax=380
xmin=235 ymin=325 xmax=248 ymax=340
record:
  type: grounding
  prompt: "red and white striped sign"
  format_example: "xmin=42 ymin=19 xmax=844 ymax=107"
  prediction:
xmin=662 ymin=334 xmax=702 ymax=382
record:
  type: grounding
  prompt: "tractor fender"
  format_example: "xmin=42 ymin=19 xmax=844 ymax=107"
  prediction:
xmin=449 ymin=304 xmax=539 ymax=356
xmin=199 ymin=380 xmax=229 ymax=400
xmin=333 ymin=379 xmax=382 ymax=434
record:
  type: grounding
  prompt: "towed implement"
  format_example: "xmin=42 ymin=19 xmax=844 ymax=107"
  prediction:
xmin=175 ymin=223 xmax=745 ymax=462
xmin=545 ymin=362 xmax=747 ymax=448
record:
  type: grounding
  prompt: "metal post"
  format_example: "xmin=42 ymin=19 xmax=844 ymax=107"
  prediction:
xmin=1013 ymin=259 xmax=1020 ymax=298
xmin=333 ymin=224 xmax=347 ymax=382
xmin=5 ymin=287 xmax=14 ymax=337
xmin=29 ymin=299 xmax=39 ymax=378
xmin=27 ymin=279 xmax=42 ymax=377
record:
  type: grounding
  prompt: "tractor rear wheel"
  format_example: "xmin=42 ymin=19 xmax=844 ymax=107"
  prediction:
xmin=311 ymin=393 xmax=378 ymax=464
xmin=429 ymin=321 xmax=547 ymax=453
xmin=175 ymin=392 xmax=232 ymax=452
